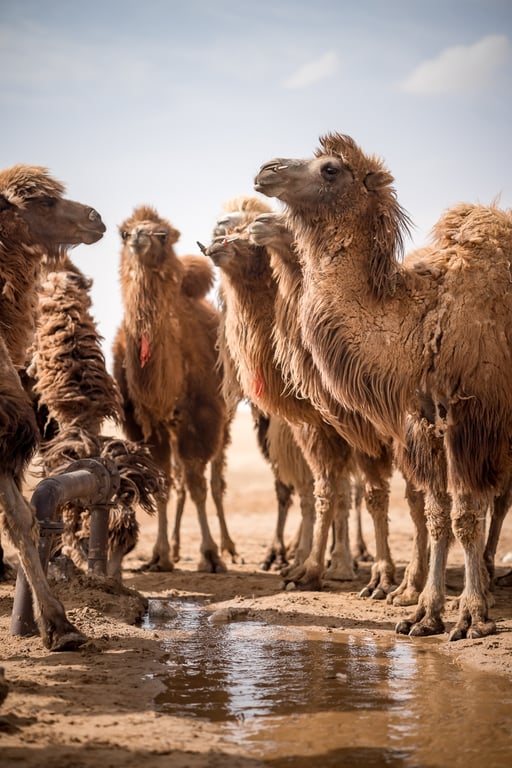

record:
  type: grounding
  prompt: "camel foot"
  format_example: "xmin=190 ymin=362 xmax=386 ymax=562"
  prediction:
xmin=197 ymin=552 xmax=227 ymax=574
xmin=44 ymin=625 xmax=88 ymax=652
xmin=282 ymin=564 xmax=323 ymax=591
xmin=221 ymin=539 xmax=241 ymax=564
xmin=260 ymin=550 xmax=288 ymax=571
xmin=395 ymin=605 xmax=445 ymax=636
xmin=387 ymin=586 xmax=421 ymax=607
xmin=360 ymin=581 xmax=397 ymax=600
xmin=449 ymin=617 xmax=496 ymax=642
xmin=495 ymin=569 xmax=512 ymax=587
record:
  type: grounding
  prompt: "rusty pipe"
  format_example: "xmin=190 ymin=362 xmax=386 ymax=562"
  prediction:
xmin=11 ymin=459 xmax=120 ymax=637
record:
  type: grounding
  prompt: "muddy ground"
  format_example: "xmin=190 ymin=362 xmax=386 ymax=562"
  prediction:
xmin=0 ymin=407 xmax=511 ymax=767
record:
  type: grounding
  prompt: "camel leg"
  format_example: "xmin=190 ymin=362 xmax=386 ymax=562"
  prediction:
xmin=209 ymin=452 xmax=239 ymax=563
xmin=325 ymin=471 xmax=357 ymax=581
xmin=1 ymin=475 xmax=86 ymax=651
xmin=141 ymin=433 xmax=174 ymax=571
xmin=170 ymin=474 xmax=187 ymax=563
xmin=484 ymin=480 xmax=512 ymax=586
xmin=184 ymin=459 xmax=226 ymax=573
xmin=261 ymin=479 xmax=293 ymax=571
xmin=281 ymin=481 xmax=315 ymax=576
xmin=449 ymin=493 xmax=496 ymax=641
xmin=282 ymin=471 xmax=334 ymax=590
xmin=351 ymin=474 xmax=373 ymax=562
xmin=388 ymin=480 xmax=429 ymax=606
xmin=396 ymin=489 xmax=452 ymax=637
xmin=359 ymin=482 xmax=396 ymax=599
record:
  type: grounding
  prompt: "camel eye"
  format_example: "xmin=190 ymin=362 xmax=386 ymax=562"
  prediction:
xmin=321 ymin=163 xmax=339 ymax=179
xmin=37 ymin=197 xmax=56 ymax=209
xmin=121 ymin=230 xmax=129 ymax=241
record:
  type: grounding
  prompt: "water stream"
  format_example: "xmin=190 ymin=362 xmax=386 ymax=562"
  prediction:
xmin=143 ymin=598 xmax=512 ymax=767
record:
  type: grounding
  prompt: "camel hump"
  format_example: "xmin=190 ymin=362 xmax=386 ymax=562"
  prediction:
xmin=180 ymin=254 xmax=215 ymax=298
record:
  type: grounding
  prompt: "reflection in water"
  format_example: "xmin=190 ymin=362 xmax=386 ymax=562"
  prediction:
xmin=143 ymin=599 xmax=512 ymax=768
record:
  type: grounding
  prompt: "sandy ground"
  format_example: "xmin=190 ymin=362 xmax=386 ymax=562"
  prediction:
xmin=0 ymin=407 xmax=511 ymax=767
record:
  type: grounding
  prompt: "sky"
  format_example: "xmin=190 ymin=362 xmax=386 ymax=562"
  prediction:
xmin=1 ymin=0 xmax=511 ymax=369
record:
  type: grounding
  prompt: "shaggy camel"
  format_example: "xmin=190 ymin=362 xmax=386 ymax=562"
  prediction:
xmin=246 ymin=211 xmax=428 ymax=604
xmin=113 ymin=205 xmax=235 ymax=572
xmin=205 ymin=212 xmax=358 ymax=591
xmin=213 ymin=197 xmax=314 ymax=572
xmin=0 ymin=163 xmax=105 ymax=649
xmin=254 ymin=132 xmax=512 ymax=640
xmin=27 ymin=255 xmax=165 ymax=580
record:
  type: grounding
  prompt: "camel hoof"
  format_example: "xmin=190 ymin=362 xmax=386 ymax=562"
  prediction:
xmin=197 ymin=554 xmax=227 ymax=574
xmin=359 ymin=585 xmax=374 ymax=598
xmin=395 ymin=619 xmax=413 ymax=635
xmin=387 ymin=589 xmax=420 ymax=607
xmin=48 ymin=629 xmax=88 ymax=652
xmin=370 ymin=587 xmax=387 ymax=601
xmin=467 ymin=620 xmax=496 ymax=639
xmin=408 ymin=619 xmax=445 ymax=637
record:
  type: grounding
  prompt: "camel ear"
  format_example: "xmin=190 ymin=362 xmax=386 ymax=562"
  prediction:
xmin=168 ymin=226 xmax=180 ymax=244
xmin=364 ymin=170 xmax=394 ymax=191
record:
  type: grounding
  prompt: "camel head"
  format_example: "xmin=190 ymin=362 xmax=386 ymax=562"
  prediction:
xmin=254 ymin=132 xmax=412 ymax=267
xmin=0 ymin=164 xmax=105 ymax=259
xmin=212 ymin=195 xmax=273 ymax=240
xmin=202 ymin=234 xmax=271 ymax=284
xmin=248 ymin=212 xmax=292 ymax=248
xmin=119 ymin=206 xmax=180 ymax=266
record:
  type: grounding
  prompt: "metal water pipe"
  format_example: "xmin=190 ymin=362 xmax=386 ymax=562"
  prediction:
xmin=10 ymin=457 xmax=120 ymax=637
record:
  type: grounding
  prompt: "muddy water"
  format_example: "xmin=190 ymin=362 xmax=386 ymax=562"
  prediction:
xmin=143 ymin=599 xmax=512 ymax=767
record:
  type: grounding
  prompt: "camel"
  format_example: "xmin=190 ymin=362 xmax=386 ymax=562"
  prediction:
xmin=0 ymin=163 xmax=105 ymax=649
xmin=246 ymin=211 xmax=428 ymax=605
xmin=26 ymin=255 xmax=165 ymax=581
xmin=205 ymin=209 xmax=358 ymax=591
xmin=254 ymin=132 xmax=512 ymax=640
xmin=112 ymin=205 xmax=235 ymax=573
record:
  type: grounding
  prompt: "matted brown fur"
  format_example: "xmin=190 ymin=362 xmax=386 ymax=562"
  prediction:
xmin=0 ymin=164 xmax=104 ymax=649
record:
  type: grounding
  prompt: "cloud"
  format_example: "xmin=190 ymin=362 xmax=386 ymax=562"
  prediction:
xmin=400 ymin=34 xmax=512 ymax=94
xmin=282 ymin=51 xmax=338 ymax=89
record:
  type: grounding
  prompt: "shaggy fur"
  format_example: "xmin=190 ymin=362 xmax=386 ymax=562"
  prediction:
xmin=254 ymin=132 xmax=512 ymax=640
xmin=247 ymin=211 xmax=428 ymax=604
xmin=0 ymin=163 xmax=104 ymax=649
xmin=113 ymin=205 xmax=234 ymax=572
xmin=207 ymin=212 xmax=356 ymax=590
xmin=25 ymin=254 xmax=166 ymax=581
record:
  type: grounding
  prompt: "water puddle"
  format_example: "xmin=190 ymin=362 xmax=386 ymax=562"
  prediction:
xmin=143 ymin=599 xmax=512 ymax=767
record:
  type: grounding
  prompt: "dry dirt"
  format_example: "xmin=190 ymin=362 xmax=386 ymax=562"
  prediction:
xmin=0 ymin=407 xmax=511 ymax=767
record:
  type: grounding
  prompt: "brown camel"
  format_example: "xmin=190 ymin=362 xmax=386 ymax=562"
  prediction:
xmin=254 ymin=132 xmax=512 ymax=640
xmin=112 ymin=205 xmax=235 ymax=573
xmin=27 ymin=255 xmax=165 ymax=581
xmin=0 ymin=163 xmax=105 ymax=649
xmin=213 ymin=197 xmax=312 ymax=573
xmin=205 ymin=213 xmax=357 ymax=591
xmin=246 ymin=211 xmax=428 ymax=605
